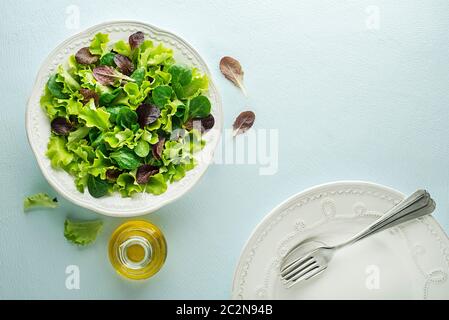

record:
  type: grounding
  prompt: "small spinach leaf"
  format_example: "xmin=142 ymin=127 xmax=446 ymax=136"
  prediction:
xmin=189 ymin=95 xmax=211 ymax=119
xmin=110 ymin=148 xmax=141 ymax=170
xmin=100 ymin=52 xmax=116 ymax=66
xmin=152 ymin=85 xmax=173 ymax=107
xmin=116 ymin=107 xmax=138 ymax=129
xmin=87 ymin=175 xmax=109 ymax=198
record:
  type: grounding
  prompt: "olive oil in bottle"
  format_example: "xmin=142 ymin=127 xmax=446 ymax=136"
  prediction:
xmin=109 ymin=220 xmax=167 ymax=280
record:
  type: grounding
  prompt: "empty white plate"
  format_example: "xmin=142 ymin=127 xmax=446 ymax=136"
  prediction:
xmin=232 ymin=181 xmax=449 ymax=299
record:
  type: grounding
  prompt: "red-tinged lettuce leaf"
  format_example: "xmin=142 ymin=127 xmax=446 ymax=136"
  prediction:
xmin=129 ymin=31 xmax=145 ymax=50
xmin=232 ymin=111 xmax=255 ymax=136
xmin=136 ymin=103 xmax=160 ymax=128
xmin=79 ymin=88 xmax=99 ymax=106
xmin=106 ymin=169 xmax=122 ymax=182
xmin=184 ymin=114 xmax=215 ymax=133
xmin=113 ymin=54 xmax=135 ymax=76
xmin=92 ymin=66 xmax=135 ymax=86
xmin=152 ymin=136 xmax=165 ymax=160
xmin=219 ymin=56 xmax=247 ymax=96
xmin=51 ymin=117 xmax=73 ymax=136
xmin=136 ymin=164 xmax=159 ymax=184
xmin=75 ymin=47 xmax=99 ymax=65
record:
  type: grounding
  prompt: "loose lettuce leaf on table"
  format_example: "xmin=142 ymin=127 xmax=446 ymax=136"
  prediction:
xmin=64 ymin=219 xmax=103 ymax=246
xmin=23 ymin=193 xmax=58 ymax=212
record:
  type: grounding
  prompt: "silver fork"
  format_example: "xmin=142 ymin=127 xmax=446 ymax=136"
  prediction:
xmin=279 ymin=189 xmax=436 ymax=288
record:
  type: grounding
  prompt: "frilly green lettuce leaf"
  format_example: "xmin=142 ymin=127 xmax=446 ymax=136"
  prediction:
xmin=40 ymin=86 xmax=66 ymax=119
xmin=141 ymin=130 xmax=159 ymax=144
xmin=89 ymin=149 xmax=113 ymax=179
xmin=64 ymin=161 xmax=90 ymax=193
xmin=46 ymin=136 xmax=74 ymax=168
xmin=89 ymin=33 xmax=109 ymax=57
xmin=115 ymin=172 xmax=143 ymax=197
xmin=165 ymin=163 xmax=186 ymax=183
xmin=56 ymin=65 xmax=80 ymax=93
xmin=103 ymin=127 xmax=135 ymax=149
xmin=159 ymin=100 xmax=179 ymax=133
xmin=173 ymin=68 xmax=209 ymax=100
xmin=123 ymin=82 xmax=144 ymax=107
xmin=47 ymin=74 xmax=69 ymax=99
xmin=147 ymin=43 xmax=173 ymax=66
xmin=137 ymin=40 xmax=154 ymax=67
xmin=66 ymin=139 xmax=95 ymax=162
xmin=66 ymin=98 xmax=83 ymax=115
xmin=64 ymin=219 xmax=103 ymax=246
xmin=162 ymin=129 xmax=204 ymax=166
xmin=68 ymin=126 xmax=90 ymax=143
xmin=76 ymin=69 xmax=97 ymax=89
xmin=145 ymin=173 xmax=167 ymax=195
xmin=78 ymin=100 xmax=111 ymax=130
xmin=113 ymin=40 xmax=131 ymax=57
xmin=23 ymin=193 xmax=58 ymax=212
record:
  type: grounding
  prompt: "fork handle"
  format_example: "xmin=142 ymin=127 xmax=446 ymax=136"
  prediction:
xmin=336 ymin=190 xmax=435 ymax=249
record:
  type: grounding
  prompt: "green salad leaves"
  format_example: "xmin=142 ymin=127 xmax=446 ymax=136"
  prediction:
xmin=23 ymin=193 xmax=58 ymax=211
xmin=41 ymin=32 xmax=214 ymax=198
xmin=64 ymin=219 xmax=103 ymax=246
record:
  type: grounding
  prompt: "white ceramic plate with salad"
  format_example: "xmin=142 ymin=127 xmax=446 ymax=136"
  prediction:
xmin=232 ymin=181 xmax=449 ymax=299
xmin=26 ymin=21 xmax=223 ymax=217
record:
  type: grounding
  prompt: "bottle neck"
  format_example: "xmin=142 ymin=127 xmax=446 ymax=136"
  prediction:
xmin=118 ymin=236 xmax=153 ymax=270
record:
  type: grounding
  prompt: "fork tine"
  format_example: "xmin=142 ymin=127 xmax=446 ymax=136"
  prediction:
xmin=281 ymin=258 xmax=316 ymax=280
xmin=280 ymin=253 xmax=314 ymax=277
xmin=282 ymin=258 xmax=317 ymax=281
xmin=284 ymin=266 xmax=326 ymax=288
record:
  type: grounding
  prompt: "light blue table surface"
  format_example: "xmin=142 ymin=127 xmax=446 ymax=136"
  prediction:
xmin=0 ymin=0 xmax=448 ymax=299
